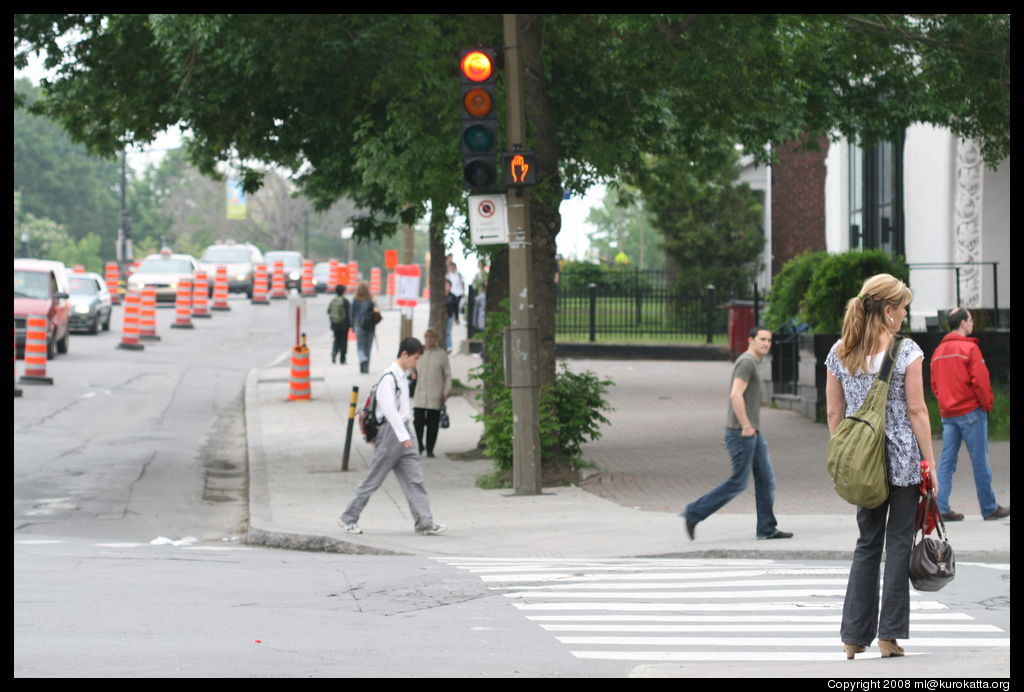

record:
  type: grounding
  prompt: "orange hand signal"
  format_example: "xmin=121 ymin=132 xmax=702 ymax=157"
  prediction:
xmin=510 ymin=154 xmax=529 ymax=183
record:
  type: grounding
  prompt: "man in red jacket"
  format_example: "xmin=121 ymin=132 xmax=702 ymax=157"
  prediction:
xmin=930 ymin=308 xmax=1009 ymax=522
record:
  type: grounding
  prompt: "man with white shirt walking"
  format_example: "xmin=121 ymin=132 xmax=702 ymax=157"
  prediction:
xmin=339 ymin=337 xmax=447 ymax=536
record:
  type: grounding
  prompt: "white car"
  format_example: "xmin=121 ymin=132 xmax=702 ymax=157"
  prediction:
xmin=127 ymin=250 xmax=198 ymax=302
xmin=198 ymin=242 xmax=264 ymax=297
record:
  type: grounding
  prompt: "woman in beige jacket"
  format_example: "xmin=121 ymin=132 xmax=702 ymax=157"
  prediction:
xmin=412 ymin=328 xmax=452 ymax=457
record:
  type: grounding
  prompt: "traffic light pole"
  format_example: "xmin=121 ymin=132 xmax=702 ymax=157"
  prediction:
xmin=503 ymin=14 xmax=542 ymax=495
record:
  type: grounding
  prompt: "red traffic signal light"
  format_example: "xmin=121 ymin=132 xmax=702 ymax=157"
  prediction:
xmin=460 ymin=49 xmax=498 ymax=192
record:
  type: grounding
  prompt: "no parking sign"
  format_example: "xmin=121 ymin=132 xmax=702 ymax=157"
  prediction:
xmin=468 ymin=194 xmax=508 ymax=246
xmin=395 ymin=264 xmax=421 ymax=308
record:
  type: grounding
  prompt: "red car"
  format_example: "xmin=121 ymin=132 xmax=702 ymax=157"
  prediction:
xmin=14 ymin=258 xmax=72 ymax=359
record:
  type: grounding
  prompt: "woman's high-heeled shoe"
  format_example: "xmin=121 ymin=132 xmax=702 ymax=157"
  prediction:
xmin=843 ymin=643 xmax=866 ymax=659
xmin=878 ymin=639 xmax=905 ymax=657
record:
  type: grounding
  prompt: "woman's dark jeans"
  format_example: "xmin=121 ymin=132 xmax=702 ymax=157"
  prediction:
xmin=841 ymin=483 xmax=919 ymax=647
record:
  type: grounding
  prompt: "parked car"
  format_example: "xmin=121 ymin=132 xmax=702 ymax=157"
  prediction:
xmin=198 ymin=241 xmax=264 ymax=298
xmin=264 ymin=251 xmax=305 ymax=290
xmin=14 ymin=258 xmax=72 ymax=359
xmin=126 ymin=249 xmax=198 ymax=302
xmin=313 ymin=262 xmax=332 ymax=293
xmin=67 ymin=271 xmax=113 ymax=334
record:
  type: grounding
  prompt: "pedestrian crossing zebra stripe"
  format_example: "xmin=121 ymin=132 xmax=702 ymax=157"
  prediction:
xmin=434 ymin=557 xmax=1008 ymax=663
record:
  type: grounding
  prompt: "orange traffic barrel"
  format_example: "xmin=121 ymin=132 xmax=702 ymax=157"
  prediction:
xmin=288 ymin=338 xmax=311 ymax=401
xmin=347 ymin=262 xmax=359 ymax=291
xmin=251 ymin=263 xmax=270 ymax=304
xmin=370 ymin=267 xmax=382 ymax=295
xmin=192 ymin=271 xmax=211 ymax=318
xmin=301 ymin=261 xmax=316 ymax=297
xmin=270 ymin=261 xmax=287 ymax=299
xmin=327 ymin=259 xmax=339 ymax=293
xmin=170 ymin=278 xmax=195 ymax=329
xmin=105 ymin=262 xmax=122 ymax=305
xmin=139 ymin=286 xmax=161 ymax=341
xmin=14 ymin=325 xmax=23 ymax=396
xmin=212 ymin=265 xmax=231 ymax=310
xmin=117 ymin=292 xmax=146 ymax=350
xmin=19 ymin=314 xmax=53 ymax=384
xmin=387 ymin=272 xmax=396 ymax=296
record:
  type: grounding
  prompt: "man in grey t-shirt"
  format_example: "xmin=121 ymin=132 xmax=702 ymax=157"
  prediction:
xmin=682 ymin=326 xmax=793 ymax=541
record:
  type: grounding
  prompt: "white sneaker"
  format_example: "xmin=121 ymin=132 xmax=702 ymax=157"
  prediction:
xmin=338 ymin=518 xmax=362 ymax=534
xmin=416 ymin=523 xmax=447 ymax=536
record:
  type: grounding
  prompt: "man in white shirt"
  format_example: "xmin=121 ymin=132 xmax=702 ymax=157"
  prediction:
xmin=339 ymin=337 xmax=447 ymax=536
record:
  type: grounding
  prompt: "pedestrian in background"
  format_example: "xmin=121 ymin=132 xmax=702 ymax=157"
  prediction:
xmin=444 ymin=279 xmax=458 ymax=353
xmin=327 ymin=284 xmax=351 ymax=365
xmin=682 ymin=326 xmax=793 ymax=541
xmin=338 ymin=337 xmax=447 ymax=536
xmin=930 ymin=307 xmax=1009 ymax=522
xmin=413 ymin=328 xmax=452 ymax=458
xmin=825 ymin=273 xmax=937 ymax=660
xmin=351 ymin=282 xmax=376 ymax=374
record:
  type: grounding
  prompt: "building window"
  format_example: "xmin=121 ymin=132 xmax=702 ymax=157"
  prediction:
xmin=849 ymin=136 xmax=904 ymax=256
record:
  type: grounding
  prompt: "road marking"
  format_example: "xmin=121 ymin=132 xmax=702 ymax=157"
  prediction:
xmin=436 ymin=557 xmax=1009 ymax=663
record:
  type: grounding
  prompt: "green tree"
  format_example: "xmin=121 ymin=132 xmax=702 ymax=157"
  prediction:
xmin=631 ymin=145 xmax=765 ymax=296
xmin=584 ymin=185 xmax=665 ymax=270
xmin=15 ymin=13 xmax=1010 ymax=481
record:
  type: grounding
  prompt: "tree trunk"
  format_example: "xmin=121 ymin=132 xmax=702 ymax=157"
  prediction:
xmin=428 ymin=200 xmax=448 ymax=339
xmin=519 ymin=14 xmax=573 ymax=483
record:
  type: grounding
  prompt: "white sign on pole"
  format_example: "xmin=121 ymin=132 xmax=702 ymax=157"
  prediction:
xmin=468 ymin=194 xmax=509 ymax=246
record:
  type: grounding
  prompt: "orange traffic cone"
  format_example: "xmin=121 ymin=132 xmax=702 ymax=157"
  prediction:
xmin=117 ymin=292 xmax=146 ymax=350
xmin=252 ymin=263 xmax=270 ymax=305
xmin=192 ymin=271 xmax=211 ymax=318
xmin=270 ymin=261 xmax=287 ymax=299
xmin=139 ymin=286 xmax=161 ymax=341
xmin=170 ymin=278 xmax=195 ymax=329
xmin=301 ymin=261 xmax=316 ymax=297
xmin=19 ymin=314 xmax=54 ymax=383
xmin=288 ymin=335 xmax=311 ymax=401
xmin=105 ymin=262 xmax=122 ymax=306
xmin=212 ymin=265 xmax=231 ymax=311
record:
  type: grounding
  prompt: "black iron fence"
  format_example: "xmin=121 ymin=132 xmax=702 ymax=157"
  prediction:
xmin=555 ymin=267 xmax=758 ymax=344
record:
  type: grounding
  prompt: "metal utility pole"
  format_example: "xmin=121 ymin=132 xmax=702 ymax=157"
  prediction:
xmin=118 ymin=149 xmax=134 ymax=276
xmin=503 ymin=14 xmax=542 ymax=495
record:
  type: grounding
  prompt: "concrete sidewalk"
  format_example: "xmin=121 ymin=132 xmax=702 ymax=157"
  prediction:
xmin=244 ymin=300 xmax=1010 ymax=562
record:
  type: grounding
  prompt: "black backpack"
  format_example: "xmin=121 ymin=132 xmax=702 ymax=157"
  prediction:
xmin=358 ymin=372 xmax=399 ymax=443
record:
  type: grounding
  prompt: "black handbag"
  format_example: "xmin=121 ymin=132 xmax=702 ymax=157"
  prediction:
xmin=439 ymin=404 xmax=450 ymax=429
xmin=909 ymin=489 xmax=955 ymax=591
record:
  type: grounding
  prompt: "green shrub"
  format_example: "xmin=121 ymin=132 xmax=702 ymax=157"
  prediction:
xmin=469 ymin=300 xmax=615 ymax=484
xmin=802 ymin=250 xmax=909 ymax=333
xmin=762 ymin=251 xmax=828 ymax=331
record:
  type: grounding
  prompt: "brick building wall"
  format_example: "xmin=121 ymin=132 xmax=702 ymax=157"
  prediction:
xmin=770 ymin=137 xmax=828 ymax=277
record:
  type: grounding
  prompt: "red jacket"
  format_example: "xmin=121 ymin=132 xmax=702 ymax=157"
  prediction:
xmin=930 ymin=332 xmax=994 ymax=418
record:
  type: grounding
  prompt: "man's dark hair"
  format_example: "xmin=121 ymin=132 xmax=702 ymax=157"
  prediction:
xmin=948 ymin=307 xmax=970 ymax=330
xmin=335 ymin=284 xmax=345 ymax=295
xmin=749 ymin=325 xmax=771 ymax=339
xmin=397 ymin=337 xmax=424 ymax=358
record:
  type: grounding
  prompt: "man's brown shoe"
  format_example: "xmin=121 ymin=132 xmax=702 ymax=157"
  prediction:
xmin=940 ymin=511 xmax=964 ymax=521
xmin=984 ymin=506 xmax=1010 ymax=520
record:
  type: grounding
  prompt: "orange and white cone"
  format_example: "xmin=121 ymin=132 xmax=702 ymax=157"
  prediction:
xmin=252 ymin=263 xmax=270 ymax=305
xmin=192 ymin=271 xmax=211 ymax=318
xmin=327 ymin=259 xmax=339 ymax=293
xmin=288 ymin=336 xmax=311 ymax=401
xmin=139 ymin=286 xmax=161 ymax=341
xmin=301 ymin=261 xmax=316 ymax=297
xmin=212 ymin=265 xmax=231 ymax=310
xmin=370 ymin=267 xmax=382 ymax=296
xmin=170 ymin=278 xmax=195 ymax=329
xmin=270 ymin=261 xmax=287 ymax=299
xmin=117 ymin=292 xmax=146 ymax=350
xmin=105 ymin=262 xmax=122 ymax=306
xmin=19 ymin=314 xmax=54 ymax=383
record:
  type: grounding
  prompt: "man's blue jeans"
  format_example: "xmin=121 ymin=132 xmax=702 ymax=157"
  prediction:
xmin=938 ymin=407 xmax=996 ymax=517
xmin=685 ymin=428 xmax=778 ymax=538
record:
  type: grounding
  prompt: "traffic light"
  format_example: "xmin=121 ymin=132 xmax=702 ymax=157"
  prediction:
xmin=459 ymin=49 xmax=498 ymax=192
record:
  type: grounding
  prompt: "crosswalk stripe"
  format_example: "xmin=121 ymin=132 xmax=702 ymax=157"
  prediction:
xmin=436 ymin=557 xmax=1006 ymax=663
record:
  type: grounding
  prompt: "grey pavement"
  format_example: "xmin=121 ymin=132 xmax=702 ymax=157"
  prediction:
xmin=244 ymin=300 xmax=1010 ymax=562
